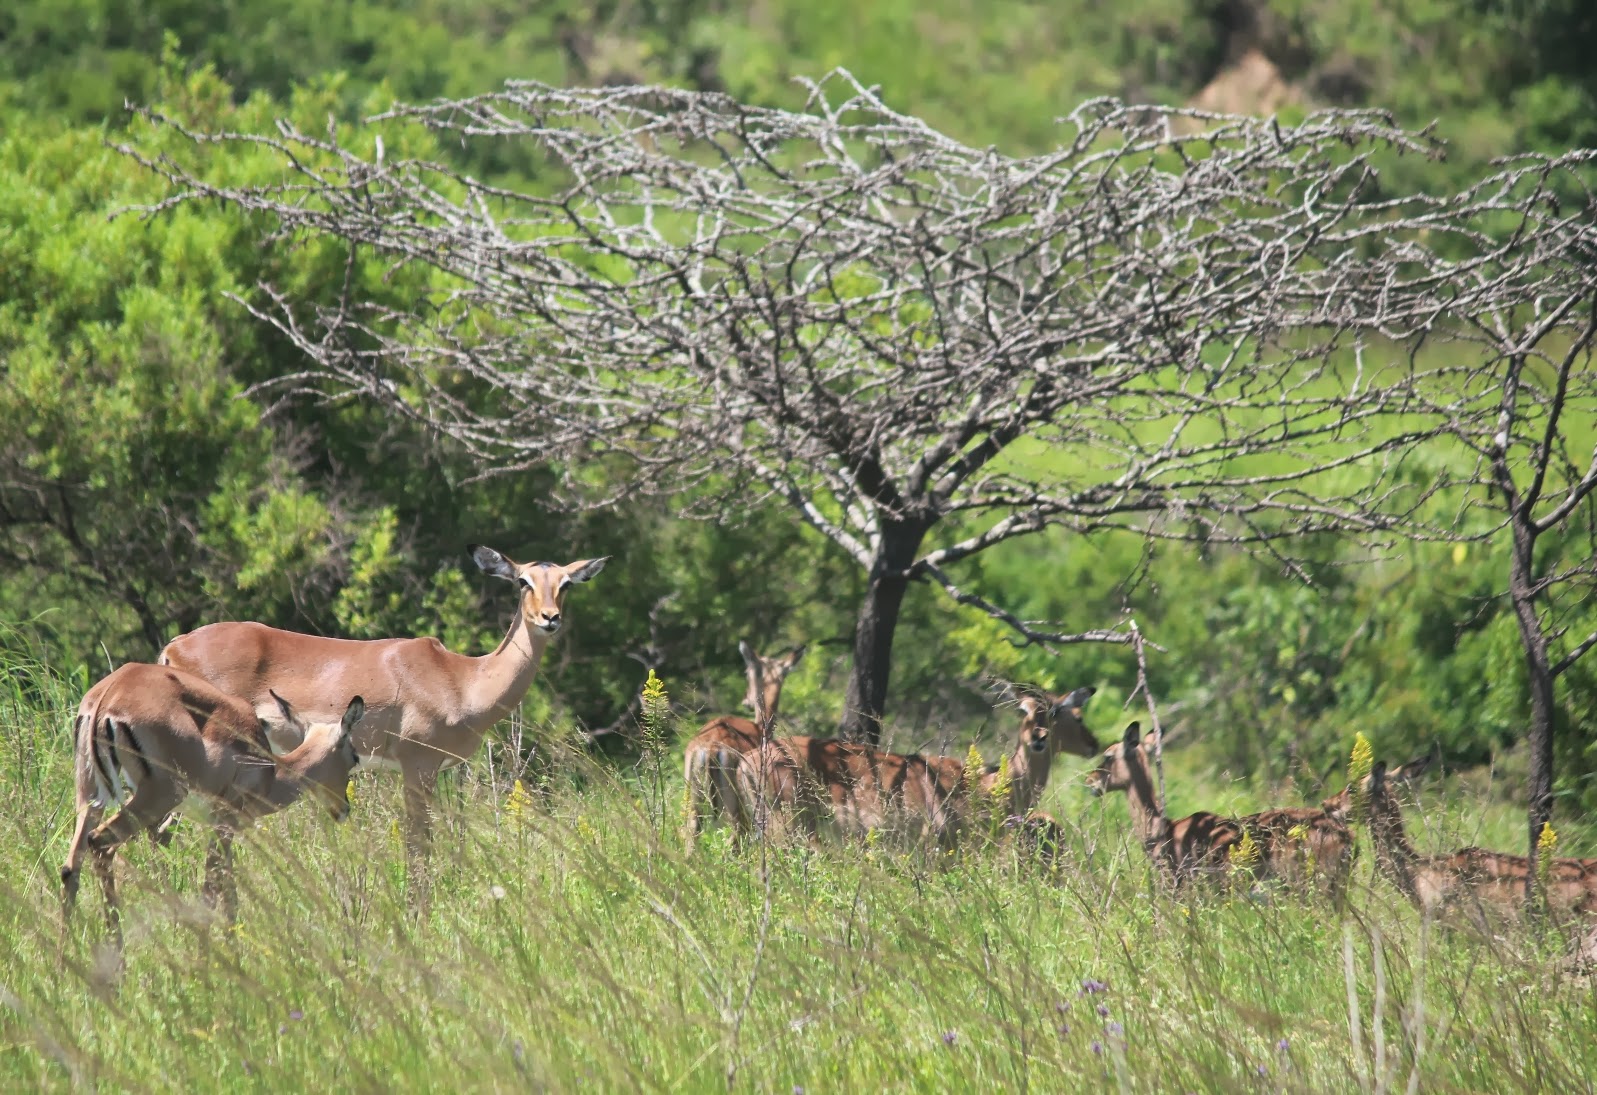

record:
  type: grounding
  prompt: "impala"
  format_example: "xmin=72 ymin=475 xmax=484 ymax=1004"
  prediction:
xmin=739 ymin=686 xmax=1097 ymax=848
xmin=160 ymin=544 xmax=608 ymax=874
xmin=681 ymin=640 xmax=806 ymax=847
xmin=1359 ymin=759 xmax=1597 ymax=934
xmin=60 ymin=662 xmax=364 ymax=945
xmin=1087 ymin=723 xmax=1354 ymax=898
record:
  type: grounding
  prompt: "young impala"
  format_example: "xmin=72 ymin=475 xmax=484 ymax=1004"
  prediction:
xmin=60 ymin=663 xmax=364 ymax=946
xmin=159 ymin=544 xmax=608 ymax=881
xmin=681 ymin=640 xmax=806 ymax=848
xmin=1357 ymin=759 xmax=1597 ymax=939
xmin=1087 ymin=723 xmax=1354 ymax=899
xmin=739 ymin=686 xmax=1097 ymax=848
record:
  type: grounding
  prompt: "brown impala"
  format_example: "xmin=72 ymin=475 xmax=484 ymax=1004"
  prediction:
xmin=740 ymin=686 xmax=1097 ymax=848
xmin=61 ymin=663 xmax=364 ymax=946
xmin=1087 ymin=723 xmax=1354 ymax=900
xmin=160 ymin=544 xmax=607 ymax=874
xmin=1357 ymin=758 xmax=1597 ymax=950
xmin=681 ymin=640 xmax=806 ymax=848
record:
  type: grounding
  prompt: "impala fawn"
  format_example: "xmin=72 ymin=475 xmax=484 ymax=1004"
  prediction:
xmin=740 ymin=686 xmax=1097 ymax=849
xmin=1087 ymin=723 xmax=1353 ymax=899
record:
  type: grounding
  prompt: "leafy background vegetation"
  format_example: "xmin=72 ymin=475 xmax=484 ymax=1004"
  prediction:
xmin=2 ymin=4 xmax=1596 ymax=1087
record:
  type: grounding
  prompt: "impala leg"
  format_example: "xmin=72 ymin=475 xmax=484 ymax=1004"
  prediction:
xmin=59 ymin=800 xmax=103 ymax=946
xmin=202 ymin=817 xmax=240 ymax=922
xmin=402 ymin=763 xmax=441 ymax=914
xmin=681 ymin=751 xmax=710 ymax=851
xmin=85 ymin=783 xmax=185 ymax=953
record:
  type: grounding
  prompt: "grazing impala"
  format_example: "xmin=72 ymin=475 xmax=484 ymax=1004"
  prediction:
xmin=1087 ymin=723 xmax=1354 ymax=898
xmin=60 ymin=663 xmax=364 ymax=945
xmin=1358 ymin=759 xmax=1597 ymax=933
xmin=740 ymin=686 xmax=1097 ymax=848
xmin=160 ymin=545 xmax=608 ymax=874
xmin=681 ymin=641 xmax=806 ymax=847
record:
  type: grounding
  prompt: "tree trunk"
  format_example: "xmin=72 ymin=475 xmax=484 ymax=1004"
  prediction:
xmin=838 ymin=520 xmax=928 ymax=746
xmin=1505 ymin=513 xmax=1555 ymax=897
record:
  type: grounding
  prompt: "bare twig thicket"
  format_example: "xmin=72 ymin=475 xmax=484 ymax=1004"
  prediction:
xmin=119 ymin=71 xmax=1597 ymax=749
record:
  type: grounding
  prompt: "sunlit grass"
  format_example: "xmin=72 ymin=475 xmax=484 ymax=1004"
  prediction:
xmin=5 ymin=652 xmax=1597 ymax=1092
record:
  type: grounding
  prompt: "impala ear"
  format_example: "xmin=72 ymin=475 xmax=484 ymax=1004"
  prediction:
xmin=1122 ymin=721 xmax=1142 ymax=749
xmin=470 ymin=544 xmax=519 ymax=582
xmin=341 ymin=696 xmax=366 ymax=736
xmin=738 ymin=640 xmax=757 ymax=668
xmin=564 ymin=556 xmax=610 ymax=583
xmin=1060 ymin=686 xmax=1096 ymax=716
xmin=1370 ymin=760 xmax=1389 ymax=793
xmin=1390 ymin=747 xmax=1438 ymax=785
xmin=784 ymin=643 xmax=808 ymax=668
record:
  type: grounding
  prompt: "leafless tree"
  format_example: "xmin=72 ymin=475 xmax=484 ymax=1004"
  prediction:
xmin=121 ymin=72 xmax=1597 ymax=753
xmin=1402 ymin=285 xmax=1597 ymax=887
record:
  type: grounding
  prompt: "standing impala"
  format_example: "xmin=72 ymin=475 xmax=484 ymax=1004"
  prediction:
xmin=1357 ymin=759 xmax=1597 ymax=931
xmin=1087 ymin=723 xmax=1354 ymax=899
xmin=160 ymin=545 xmax=608 ymax=876
xmin=681 ymin=640 xmax=806 ymax=848
xmin=61 ymin=662 xmax=364 ymax=946
xmin=740 ymin=686 xmax=1097 ymax=848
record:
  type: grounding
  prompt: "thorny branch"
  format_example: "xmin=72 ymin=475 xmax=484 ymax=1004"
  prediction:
xmin=117 ymin=71 xmax=1597 ymax=651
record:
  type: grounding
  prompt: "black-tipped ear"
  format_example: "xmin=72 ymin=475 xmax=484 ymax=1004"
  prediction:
xmin=341 ymin=696 xmax=366 ymax=736
xmin=1122 ymin=721 xmax=1142 ymax=748
xmin=1392 ymin=748 xmax=1437 ymax=784
xmin=784 ymin=643 xmax=808 ymax=668
xmin=470 ymin=544 xmax=519 ymax=581
xmin=1063 ymin=686 xmax=1095 ymax=714
xmin=1370 ymin=760 xmax=1388 ymax=791
xmin=565 ymin=556 xmax=609 ymax=583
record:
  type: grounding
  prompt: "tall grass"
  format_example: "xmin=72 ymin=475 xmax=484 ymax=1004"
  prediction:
xmin=4 ymin=650 xmax=1596 ymax=1092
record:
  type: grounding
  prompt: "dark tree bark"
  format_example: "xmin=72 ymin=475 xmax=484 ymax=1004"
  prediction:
xmin=840 ymin=519 xmax=928 ymax=743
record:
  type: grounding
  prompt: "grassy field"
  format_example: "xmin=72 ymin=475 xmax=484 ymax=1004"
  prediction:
xmin=5 ymin=654 xmax=1597 ymax=1093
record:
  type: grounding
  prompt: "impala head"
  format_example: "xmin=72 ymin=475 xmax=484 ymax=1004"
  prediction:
xmin=270 ymin=691 xmax=366 ymax=821
xmin=739 ymin=640 xmax=807 ymax=717
xmin=470 ymin=544 xmax=610 ymax=636
xmin=1011 ymin=685 xmax=1098 ymax=758
xmin=1085 ymin=722 xmax=1149 ymax=796
xmin=1319 ymin=750 xmax=1437 ymax=822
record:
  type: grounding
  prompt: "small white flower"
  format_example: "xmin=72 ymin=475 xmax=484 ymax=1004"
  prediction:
xmin=489 ymin=885 xmax=507 ymax=900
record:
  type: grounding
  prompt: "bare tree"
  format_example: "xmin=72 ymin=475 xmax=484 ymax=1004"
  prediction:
xmin=121 ymin=72 xmax=1596 ymax=745
xmin=1409 ymin=286 xmax=1597 ymax=886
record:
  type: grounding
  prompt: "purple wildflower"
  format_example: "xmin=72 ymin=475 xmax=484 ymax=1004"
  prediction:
xmin=288 ymin=1010 xmax=304 ymax=1022
xmin=794 ymin=1087 xmax=805 ymax=1095
xmin=513 ymin=1040 xmax=526 ymax=1064
xmin=276 ymin=1024 xmax=286 ymax=1035
xmin=1256 ymin=1064 xmax=1269 ymax=1077
xmin=1096 ymin=1003 xmax=1110 ymax=1017
xmin=1055 ymin=1001 xmax=1069 ymax=1014
xmin=1081 ymin=978 xmax=1108 ymax=995
xmin=1106 ymin=1021 xmax=1123 ymax=1037
xmin=1057 ymin=1023 xmax=1070 ymax=1037
xmin=1090 ymin=1040 xmax=1104 ymax=1056
xmin=1277 ymin=1038 xmax=1290 ymax=1052
xmin=942 ymin=1031 xmax=958 ymax=1047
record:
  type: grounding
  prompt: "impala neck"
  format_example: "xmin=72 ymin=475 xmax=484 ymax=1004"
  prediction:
xmin=1002 ymin=740 xmax=1052 ymax=818
xmin=466 ymin=604 xmax=551 ymax=730
xmin=1121 ymin=754 xmax=1170 ymax=853
xmin=1368 ymin=797 xmax=1423 ymax=900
